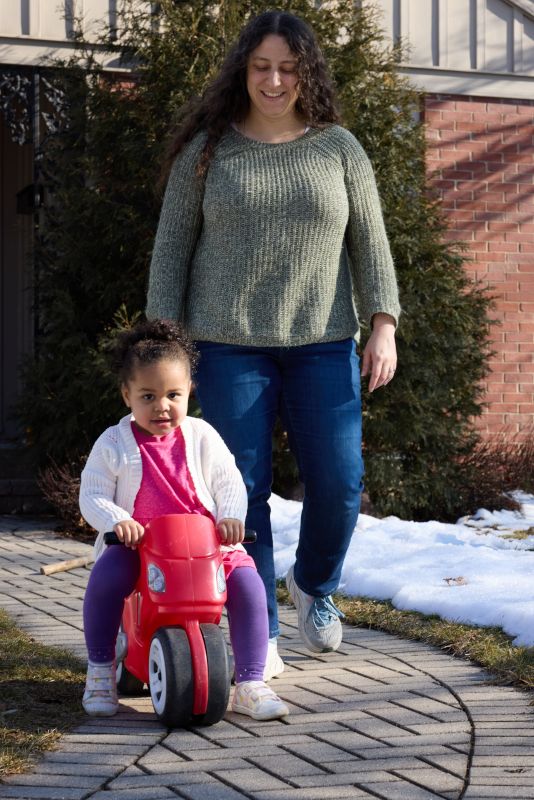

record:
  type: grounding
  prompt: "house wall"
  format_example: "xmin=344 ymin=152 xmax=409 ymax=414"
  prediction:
xmin=424 ymin=93 xmax=534 ymax=435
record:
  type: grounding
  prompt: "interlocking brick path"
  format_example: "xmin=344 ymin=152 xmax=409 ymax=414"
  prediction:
xmin=1 ymin=517 xmax=534 ymax=799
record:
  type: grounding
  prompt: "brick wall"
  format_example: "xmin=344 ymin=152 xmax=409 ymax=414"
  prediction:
xmin=424 ymin=94 xmax=534 ymax=437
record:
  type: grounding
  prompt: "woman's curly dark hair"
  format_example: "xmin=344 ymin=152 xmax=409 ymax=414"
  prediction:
xmin=113 ymin=319 xmax=199 ymax=385
xmin=159 ymin=10 xmax=341 ymax=187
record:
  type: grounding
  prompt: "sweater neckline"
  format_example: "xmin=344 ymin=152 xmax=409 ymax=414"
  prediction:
xmin=226 ymin=124 xmax=324 ymax=150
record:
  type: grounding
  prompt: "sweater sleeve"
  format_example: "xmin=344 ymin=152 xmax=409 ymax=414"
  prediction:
xmin=199 ymin=423 xmax=248 ymax=524
xmin=146 ymin=133 xmax=207 ymax=322
xmin=342 ymin=131 xmax=401 ymax=327
xmin=79 ymin=430 xmax=134 ymax=533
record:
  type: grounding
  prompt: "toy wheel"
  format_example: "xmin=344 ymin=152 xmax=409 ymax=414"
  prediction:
xmin=149 ymin=628 xmax=194 ymax=727
xmin=192 ymin=623 xmax=231 ymax=726
xmin=116 ymin=661 xmax=144 ymax=695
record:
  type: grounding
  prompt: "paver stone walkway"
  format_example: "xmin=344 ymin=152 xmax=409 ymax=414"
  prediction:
xmin=1 ymin=518 xmax=534 ymax=799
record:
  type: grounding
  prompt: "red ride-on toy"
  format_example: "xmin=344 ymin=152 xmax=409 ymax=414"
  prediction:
xmin=104 ymin=514 xmax=255 ymax=728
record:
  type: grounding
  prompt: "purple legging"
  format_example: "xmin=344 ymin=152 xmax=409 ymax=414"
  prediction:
xmin=83 ymin=546 xmax=268 ymax=682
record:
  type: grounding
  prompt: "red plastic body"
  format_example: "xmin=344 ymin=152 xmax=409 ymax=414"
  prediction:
xmin=120 ymin=514 xmax=227 ymax=715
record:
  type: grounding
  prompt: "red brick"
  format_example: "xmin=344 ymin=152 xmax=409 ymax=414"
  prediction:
xmin=455 ymin=197 xmax=478 ymax=208
xmin=482 ymin=190 xmax=505 ymax=201
xmin=507 ymin=231 xmax=534 ymax=241
xmin=439 ymin=148 xmax=460 ymax=160
xmin=505 ymin=412 xmax=531 ymax=424
xmin=425 ymin=110 xmax=443 ymax=123
xmin=504 ymin=313 xmax=532 ymax=323
xmin=486 ymin=203 xmax=513 ymax=212
xmin=455 ymin=140 xmax=487 ymax=154
xmin=442 ymin=110 xmax=474 ymax=123
xmin=505 ymin=334 xmax=531 ymax=344
xmin=488 ymin=222 xmax=520 ymax=231
xmin=456 ymin=100 xmax=478 ymax=111
xmin=466 ymin=161 xmax=491 ymax=174
xmin=478 ymin=254 xmax=508 ymax=265
xmin=487 ymin=102 xmax=517 ymax=113
xmin=440 ymin=170 xmax=474 ymax=180
xmin=488 ymin=242 xmax=519 ymax=252
xmin=437 ymin=121 xmax=457 ymax=133
xmin=448 ymin=210 xmax=475 ymax=221
xmin=483 ymin=152 xmax=505 ymax=162
xmin=477 ymin=113 xmax=505 ymax=124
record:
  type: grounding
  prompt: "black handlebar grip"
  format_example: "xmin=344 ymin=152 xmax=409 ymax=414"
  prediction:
xmin=103 ymin=531 xmax=122 ymax=545
xmin=104 ymin=528 xmax=257 ymax=546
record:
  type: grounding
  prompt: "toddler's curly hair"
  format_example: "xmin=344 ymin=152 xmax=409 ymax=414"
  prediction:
xmin=113 ymin=319 xmax=199 ymax=385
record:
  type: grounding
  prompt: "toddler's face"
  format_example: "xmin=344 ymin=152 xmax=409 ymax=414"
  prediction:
xmin=121 ymin=358 xmax=191 ymax=436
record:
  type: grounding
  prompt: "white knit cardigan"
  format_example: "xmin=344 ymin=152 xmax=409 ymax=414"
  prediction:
xmin=79 ymin=414 xmax=248 ymax=560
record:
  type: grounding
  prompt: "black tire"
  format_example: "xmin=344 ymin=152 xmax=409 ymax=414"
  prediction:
xmin=192 ymin=623 xmax=231 ymax=726
xmin=149 ymin=628 xmax=194 ymax=727
xmin=116 ymin=661 xmax=145 ymax=695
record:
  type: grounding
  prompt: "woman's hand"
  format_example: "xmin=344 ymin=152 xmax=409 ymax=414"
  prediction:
xmin=361 ymin=313 xmax=397 ymax=392
xmin=113 ymin=519 xmax=145 ymax=549
xmin=218 ymin=518 xmax=245 ymax=546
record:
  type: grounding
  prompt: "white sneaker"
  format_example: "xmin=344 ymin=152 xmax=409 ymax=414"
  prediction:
xmin=232 ymin=681 xmax=289 ymax=721
xmin=264 ymin=637 xmax=285 ymax=681
xmin=82 ymin=660 xmax=118 ymax=717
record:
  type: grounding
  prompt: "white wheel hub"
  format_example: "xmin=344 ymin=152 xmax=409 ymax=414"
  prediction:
xmin=148 ymin=637 xmax=167 ymax=715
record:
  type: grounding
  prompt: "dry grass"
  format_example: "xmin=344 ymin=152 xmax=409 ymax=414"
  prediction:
xmin=0 ymin=609 xmax=85 ymax=776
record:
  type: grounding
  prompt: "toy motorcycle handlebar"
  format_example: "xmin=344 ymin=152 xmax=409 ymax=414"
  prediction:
xmin=103 ymin=528 xmax=257 ymax=545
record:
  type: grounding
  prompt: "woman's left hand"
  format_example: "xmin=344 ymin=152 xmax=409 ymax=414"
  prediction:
xmin=361 ymin=313 xmax=397 ymax=392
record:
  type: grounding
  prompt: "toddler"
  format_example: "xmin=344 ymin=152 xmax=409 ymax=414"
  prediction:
xmin=80 ymin=319 xmax=289 ymax=721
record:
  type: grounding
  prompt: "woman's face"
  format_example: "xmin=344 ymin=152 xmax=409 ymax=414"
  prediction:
xmin=246 ymin=34 xmax=300 ymax=122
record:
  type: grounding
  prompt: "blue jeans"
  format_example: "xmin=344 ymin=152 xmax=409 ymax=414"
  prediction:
xmin=195 ymin=339 xmax=364 ymax=639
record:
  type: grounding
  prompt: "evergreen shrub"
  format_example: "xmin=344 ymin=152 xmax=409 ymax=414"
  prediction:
xmin=19 ymin=0 xmax=495 ymax=522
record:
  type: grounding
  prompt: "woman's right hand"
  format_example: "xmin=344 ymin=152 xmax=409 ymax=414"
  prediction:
xmin=113 ymin=520 xmax=145 ymax=549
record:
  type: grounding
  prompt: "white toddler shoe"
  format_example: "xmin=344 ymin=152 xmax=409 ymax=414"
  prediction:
xmin=232 ymin=680 xmax=289 ymax=720
xmin=82 ymin=660 xmax=119 ymax=717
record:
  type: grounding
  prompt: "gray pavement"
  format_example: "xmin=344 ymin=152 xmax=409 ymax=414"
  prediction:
xmin=1 ymin=517 xmax=534 ymax=800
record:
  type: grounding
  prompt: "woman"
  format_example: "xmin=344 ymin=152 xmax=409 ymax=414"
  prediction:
xmin=146 ymin=10 xmax=400 ymax=680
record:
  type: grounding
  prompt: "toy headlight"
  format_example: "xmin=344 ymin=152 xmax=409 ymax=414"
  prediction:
xmin=148 ymin=563 xmax=166 ymax=593
xmin=216 ymin=564 xmax=226 ymax=594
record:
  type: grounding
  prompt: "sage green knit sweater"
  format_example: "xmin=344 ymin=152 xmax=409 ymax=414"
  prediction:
xmin=146 ymin=124 xmax=400 ymax=346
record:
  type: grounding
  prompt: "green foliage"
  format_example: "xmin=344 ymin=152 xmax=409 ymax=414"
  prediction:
xmin=19 ymin=0 xmax=494 ymax=521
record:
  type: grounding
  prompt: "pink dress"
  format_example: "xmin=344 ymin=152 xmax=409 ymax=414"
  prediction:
xmin=131 ymin=423 xmax=255 ymax=578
